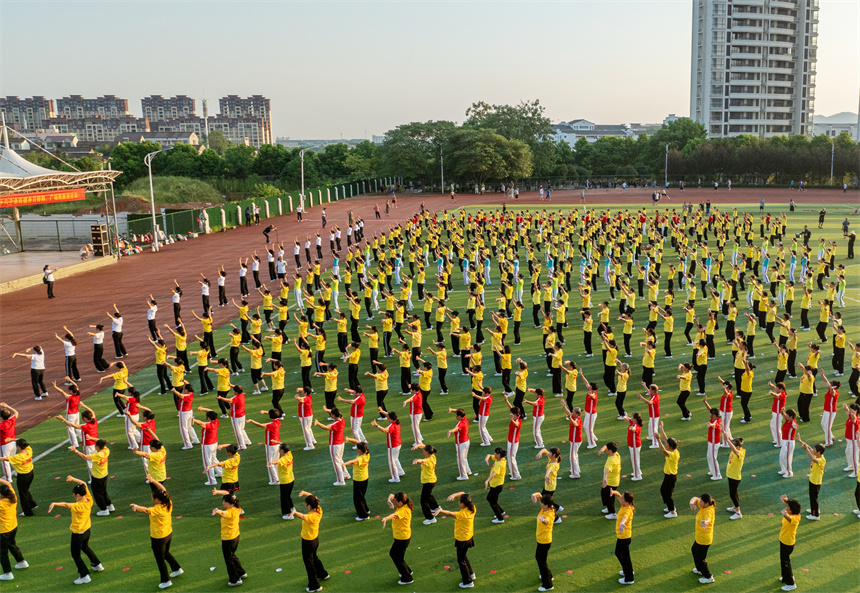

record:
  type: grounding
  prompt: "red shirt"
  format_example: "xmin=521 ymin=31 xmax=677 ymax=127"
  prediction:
xmin=66 ymin=394 xmax=80 ymax=415
xmin=508 ymin=418 xmax=522 ymax=443
xmin=81 ymin=419 xmax=98 ymax=446
xmin=298 ymin=394 xmax=313 ymax=417
xmin=771 ymin=390 xmax=787 ymax=414
xmin=203 ymin=419 xmax=219 ymax=445
xmin=626 ymin=420 xmax=642 ymax=448
xmin=0 ymin=417 xmax=17 ymax=445
xmin=781 ymin=419 xmax=797 ymax=441
xmin=532 ymin=396 xmax=545 ymax=418
xmin=707 ymin=418 xmax=722 ymax=444
xmin=844 ymin=417 xmax=858 ymax=439
xmin=584 ymin=391 xmax=597 ymax=414
xmin=178 ymin=391 xmax=194 ymax=413
xmin=568 ymin=417 xmax=583 ymax=443
xmin=140 ymin=419 xmax=156 ymax=446
xmin=823 ymin=389 xmax=838 ymax=413
xmin=719 ymin=391 xmax=733 ymax=413
xmin=126 ymin=395 xmax=140 ymax=416
xmin=265 ymin=419 xmax=281 ymax=446
xmin=648 ymin=393 xmax=660 ymax=417
xmin=350 ymin=393 xmax=365 ymax=418
xmin=230 ymin=392 xmax=246 ymax=418
xmin=454 ymin=418 xmax=469 ymax=444
xmin=478 ymin=393 xmax=493 ymax=416
xmin=386 ymin=422 xmax=401 ymax=448
xmin=329 ymin=417 xmax=345 ymax=446
xmin=410 ymin=392 xmax=423 ymax=415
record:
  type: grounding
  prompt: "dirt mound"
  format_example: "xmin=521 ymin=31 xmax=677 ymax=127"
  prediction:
xmin=76 ymin=194 xmax=152 ymax=215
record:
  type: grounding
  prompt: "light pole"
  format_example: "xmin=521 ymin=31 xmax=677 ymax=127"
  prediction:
xmin=300 ymin=145 xmax=320 ymax=207
xmin=664 ymin=143 xmax=669 ymax=188
xmin=830 ymin=143 xmax=834 ymax=186
xmin=440 ymin=145 xmax=444 ymax=194
xmin=144 ymin=146 xmax=173 ymax=252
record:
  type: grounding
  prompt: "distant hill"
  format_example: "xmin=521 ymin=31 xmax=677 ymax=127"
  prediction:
xmin=816 ymin=112 xmax=857 ymax=124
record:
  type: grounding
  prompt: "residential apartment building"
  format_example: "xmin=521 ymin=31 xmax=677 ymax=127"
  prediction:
xmin=690 ymin=0 xmax=819 ymax=138
xmin=141 ymin=95 xmax=197 ymax=122
xmin=0 ymin=96 xmax=56 ymax=129
xmin=56 ymin=95 xmax=129 ymax=119
xmin=42 ymin=115 xmax=149 ymax=143
xmin=219 ymin=95 xmax=272 ymax=144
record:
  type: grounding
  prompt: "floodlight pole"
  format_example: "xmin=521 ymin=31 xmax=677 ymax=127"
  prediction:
xmin=440 ymin=145 xmax=444 ymax=195
xmin=144 ymin=146 xmax=173 ymax=252
xmin=830 ymin=143 xmax=834 ymax=186
xmin=664 ymin=143 xmax=669 ymax=188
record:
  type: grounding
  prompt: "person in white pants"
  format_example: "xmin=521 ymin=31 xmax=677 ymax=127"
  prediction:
xmin=636 ymin=385 xmax=660 ymax=449
xmin=315 ymin=408 xmax=349 ymax=486
xmin=194 ymin=409 xmax=222 ymax=485
xmin=403 ymin=391 xmax=424 ymax=447
xmin=819 ymin=374 xmax=840 ymax=446
xmin=716 ymin=381 xmax=733 ymax=448
xmin=505 ymin=408 xmax=523 ymax=480
xmin=295 ymin=387 xmax=317 ymax=450
xmin=53 ymin=381 xmax=82 ymax=449
xmin=524 ymin=388 xmax=546 ymax=449
xmin=843 ymin=403 xmax=859 ymax=477
xmin=447 ymin=408 xmax=472 ymax=480
xmin=218 ymin=387 xmax=251 ymax=449
xmin=768 ymin=382 xmax=787 ymax=448
xmin=248 ymin=409 xmax=283 ymax=485
xmin=582 ymin=380 xmax=599 ymax=448
xmin=625 ymin=413 xmax=644 ymax=480
xmin=174 ymin=384 xmax=200 ymax=449
xmin=127 ymin=409 xmax=157 ymax=474
xmin=564 ymin=405 xmax=583 ymax=479
xmin=778 ymin=408 xmax=798 ymax=478
xmin=472 ymin=387 xmax=494 ymax=447
xmin=704 ymin=404 xmax=723 ymax=480
xmin=338 ymin=389 xmax=367 ymax=445
xmin=371 ymin=411 xmax=404 ymax=482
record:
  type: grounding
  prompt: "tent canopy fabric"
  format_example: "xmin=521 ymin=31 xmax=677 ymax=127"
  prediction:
xmin=0 ymin=146 xmax=120 ymax=194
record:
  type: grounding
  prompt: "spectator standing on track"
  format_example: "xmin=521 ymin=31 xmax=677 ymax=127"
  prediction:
xmin=43 ymin=265 xmax=55 ymax=299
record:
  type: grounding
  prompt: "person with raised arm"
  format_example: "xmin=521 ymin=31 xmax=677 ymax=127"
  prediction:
xmin=48 ymin=476 xmax=104 ymax=584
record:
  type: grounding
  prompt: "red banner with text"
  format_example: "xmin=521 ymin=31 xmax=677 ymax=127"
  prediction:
xmin=0 ymin=188 xmax=86 ymax=209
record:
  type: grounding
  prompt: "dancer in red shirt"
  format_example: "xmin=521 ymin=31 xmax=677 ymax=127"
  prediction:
xmin=295 ymin=387 xmax=317 ymax=451
xmin=446 ymin=408 xmax=473 ymax=480
xmin=563 ymin=404 xmax=583 ymax=479
xmin=701 ymin=400 xmax=723 ymax=480
xmin=338 ymin=388 xmax=367 ymax=445
xmin=635 ymin=382 xmax=660 ymax=449
xmin=472 ymin=387 xmax=494 ymax=447
xmin=818 ymin=372 xmax=840 ymax=446
xmin=623 ymin=413 xmax=644 ymax=480
xmin=768 ymin=382 xmax=787 ymax=448
xmin=371 ymin=410 xmax=405 ymax=483
xmin=778 ymin=408 xmax=798 ymax=478
xmin=193 ymin=409 xmax=221 ymax=486
xmin=315 ymin=407 xmax=349 ymax=486
xmin=248 ymin=409 xmax=282 ymax=485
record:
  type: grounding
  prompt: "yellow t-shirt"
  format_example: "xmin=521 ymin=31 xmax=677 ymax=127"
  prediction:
xmin=277 ymin=452 xmax=295 ymax=484
xmin=809 ymin=456 xmax=825 ymax=486
xmin=148 ymin=448 xmax=167 ymax=483
xmin=616 ymin=505 xmax=634 ymax=539
xmin=605 ymin=453 xmax=621 ymax=487
xmin=454 ymin=507 xmax=476 ymax=541
xmin=663 ymin=449 xmax=680 ymax=475
xmin=489 ymin=459 xmax=507 ymax=487
xmin=149 ymin=503 xmax=172 ymax=539
xmin=421 ymin=454 xmax=437 ymax=484
xmin=217 ymin=367 xmax=231 ymax=391
xmin=69 ymin=488 xmax=93 ymax=534
xmin=91 ymin=447 xmax=109 ymax=479
xmin=301 ymin=508 xmax=323 ymax=540
xmin=221 ymin=506 xmax=241 ymax=540
xmin=545 ymin=461 xmax=559 ymax=491
xmin=0 ymin=494 xmax=17 ymax=534
xmin=353 ymin=453 xmax=369 ymax=482
xmin=726 ymin=448 xmax=745 ymax=481
xmin=536 ymin=508 xmax=555 ymax=544
xmin=323 ymin=370 xmax=338 ymax=392
xmin=695 ymin=503 xmax=716 ymax=545
xmin=392 ymin=506 xmax=412 ymax=540
xmin=779 ymin=513 xmax=800 ymax=546
xmin=222 ymin=455 xmax=240 ymax=483
xmin=375 ymin=370 xmax=389 ymax=391
xmin=7 ymin=446 xmax=34 ymax=474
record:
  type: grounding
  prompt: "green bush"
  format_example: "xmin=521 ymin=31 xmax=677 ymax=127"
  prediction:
xmin=120 ymin=176 xmax=223 ymax=204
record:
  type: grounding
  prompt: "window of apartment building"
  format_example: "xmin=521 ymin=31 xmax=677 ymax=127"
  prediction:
xmin=711 ymin=84 xmax=724 ymax=96
xmin=712 ymin=16 xmax=726 ymax=29
xmin=713 ymin=2 xmax=726 ymax=15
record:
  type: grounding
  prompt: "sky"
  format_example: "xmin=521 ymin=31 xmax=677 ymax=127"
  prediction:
xmin=1 ymin=0 xmax=857 ymax=139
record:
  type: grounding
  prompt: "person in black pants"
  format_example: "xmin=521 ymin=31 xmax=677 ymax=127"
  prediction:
xmin=49 ymin=476 xmax=103 ymax=584
xmin=213 ymin=491 xmax=245 ymax=586
xmin=0 ymin=478 xmax=28 ymax=578
xmin=413 ymin=445 xmax=439 ymax=523
xmin=530 ymin=491 xmax=555 ymax=591
xmin=655 ymin=425 xmax=679 ymax=518
xmin=382 ymin=492 xmax=413 ymax=585
xmin=0 ymin=439 xmax=36 ymax=517
xmin=434 ymin=492 xmax=476 ymax=588
xmin=107 ymin=306 xmax=127 ymax=358
xmin=130 ymin=479 xmax=182 ymax=588
xmin=610 ymin=489 xmax=635 ymax=585
xmin=484 ymin=448 xmax=507 ymax=522
xmin=778 ymin=496 xmax=802 ymax=590
xmin=295 ymin=491 xmax=329 ymax=593
xmin=689 ymin=494 xmax=716 ymax=583
xmin=88 ymin=325 xmax=109 ymax=372
xmin=343 ymin=441 xmax=370 ymax=521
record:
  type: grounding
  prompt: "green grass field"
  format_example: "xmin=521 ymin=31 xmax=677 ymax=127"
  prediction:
xmin=9 ymin=202 xmax=860 ymax=592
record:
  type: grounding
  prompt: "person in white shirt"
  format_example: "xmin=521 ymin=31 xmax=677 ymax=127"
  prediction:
xmin=55 ymin=326 xmax=81 ymax=382
xmin=146 ymin=297 xmax=159 ymax=340
xmin=12 ymin=346 xmax=48 ymax=400
xmin=88 ymin=324 xmax=109 ymax=372
xmin=172 ymin=283 xmax=182 ymax=326
xmin=43 ymin=265 xmax=56 ymax=299
xmin=107 ymin=304 xmax=127 ymax=358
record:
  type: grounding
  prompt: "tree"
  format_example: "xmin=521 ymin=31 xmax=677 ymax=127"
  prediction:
xmin=110 ymin=141 xmax=163 ymax=190
xmin=207 ymin=130 xmax=230 ymax=156
xmin=378 ymin=121 xmax=455 ymax=180
xmin=318 ymin=143 xmax=349 ymax=179
xmin=155 ymin=143 xmax=201 ymax=178
xmin=447 ymin=128 xmax=508 ymax=185
xmin=345 ymin=141 xmax=379 ymax=176
xmin=222 ymin=144 xmax=257 ymax=179
xmin=197 ymin=148 xmax=224 ymax=177
xmin=464 ymin=100 xmax=553 ymax=175
xmin=253 ymin=143 xmax=291 ymax=177
xmin=647 ymin=118 xmax=707 ymax=174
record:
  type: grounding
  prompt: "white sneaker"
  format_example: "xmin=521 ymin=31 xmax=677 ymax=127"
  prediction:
xmin=557 ymin=506 xmax=564 ymax=512
xmin=14 ymin=561 xmax=28 ymax=569
xmin=601 ymin=508 xmax=609 ymax=514
xmin=492 ymin=518 xmax=505 ymax=523
xmin=460 ymin=583 xmax=475 ymax=589
xmin=96 ymin=510 xmax=110 ymax=516
xmin=806 ymin=514 xmax=820 ymax=521
xmin=730 ymin=513 xmax=743 ymax=520
xmin=692 ymin=568 xmax=702 ymax=575
xmin=74 ymin=575 xmax=92 ymax=585
xmin=91 ymin=564 xmax=104 ymax=572
xmin=333 ymin=482 xmax=345 ymax=487
xmin=664 ymin=511 xmax=678 ymax=518
xmin=618 ymin=578 xmax=634 ymax=585
xmin=169 ymin=569 xmax=184 ymax=577
xmin=710 ymin=475 xmax=722 ymax=481
xmin=726 ymin=507 xmax=736 ymax=512
xmin=283 ymin=514 xmax=295 ymax=520
xmin=389 ymin=478 xmax=401 ymax=483
xmin=0 ymin=573 xmax=13 ymax=581
xmin=159 ymin=581 xmax=173 ymax=589
xmin=605 ymin=513 xmax=617 ymax=519
xmin=423 ymin=518 xmax=437 ymax=525
xmin=781 ymin=585 xmax=797 ymax=591
xmin=228 ymin=579 xmax=243 ymax=587
xmin=106 ymin=505 xmax=115 ymax=512
xmin=699 ymin=576 xmax=715 ymax=584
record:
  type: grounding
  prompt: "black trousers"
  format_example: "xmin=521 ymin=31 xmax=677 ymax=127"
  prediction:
xmin=65 ymin=355 xmax=81 ymax=381
xmin=70 ymin=529 xmax=101 ymax=577
xmin=486 ymin=485 xmax=504 ymax=520
xmin=280 ymin=483 xmax=295 ymax=515
xmin=112 ymin=331 xmax=127 ymax=357
xmin=797 ymin=393 xmax=813 ymax=423
xmin=677 ymin=390 xmax=691 ymax=419
xmin=601 ymin=485 xmax=616 ymax=513
xmin=808 ymin=482 xmax=821 ymax=516
xmin=615 ymin=390 xmax=626 ymax=417
xmin=15 ymin=471 xmax=36 ymax=516
xmin=420 ymin=482 xmax=438 ymax=520
xmin=198 ymin=367 xmax=214 ymax=393
xmin=301 ymin=537 xmax=328 ymax=591
xmin=780 ymin=542 xmax=795 ymax=586
xmin=661 ymin=473 xmax=676 ymax=512
xmin=455 ymin=539 xmax=474 ymax=585
xmin=91 ymin=476 xmax=112 ymax=511
xmin=221 ymin=536 xmax=244 ymax=584
xmin=691 ymin=542 xmax=711 ymax=579
xmin=0 ymin=528 xmax=24 ymax=574
xmin=728 ymin=477 xmax=741 ymax=509
xmin=536 ymin=542 xmax=553 ymax=589
xmin=93 ymin=344 xmax=108 ymax=371
xmin=30 ymin=368 xmax=46 ymax=398
xmin=151 ymin=534 xmax=181 ymax=583
xmin=615 ymin=538 xmax=634 ymax=583
xmin=353 ymin=479 xmax=369 ymax=519
xmin=389 ymin=538 xmax=412 ymax=582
